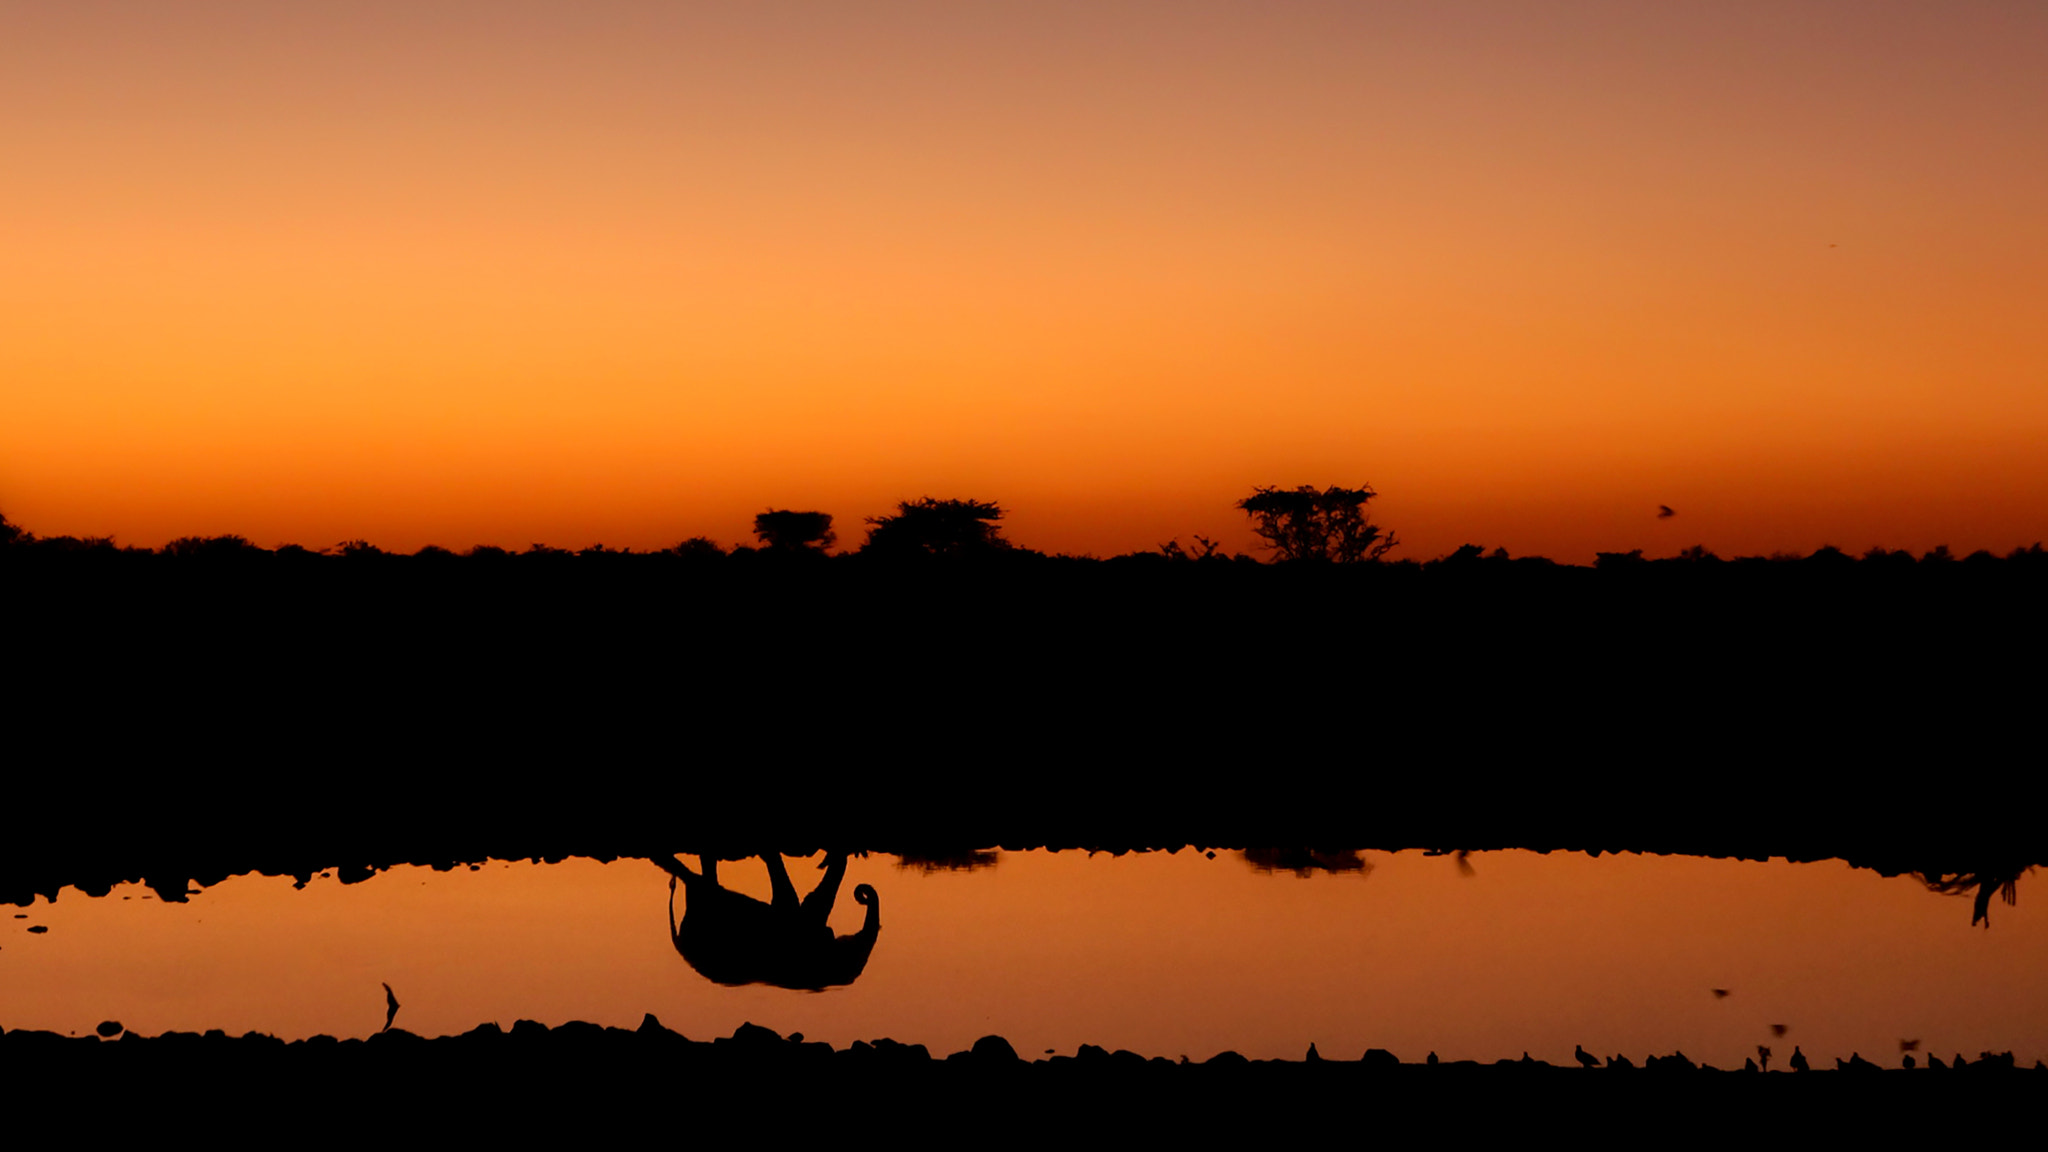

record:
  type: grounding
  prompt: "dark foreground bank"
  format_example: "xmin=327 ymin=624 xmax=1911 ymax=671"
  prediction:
xmin=13 ymin=549 xmax=2045 ymax=904
xmin=5 ymin=1018 xmax=2038 ymax=1138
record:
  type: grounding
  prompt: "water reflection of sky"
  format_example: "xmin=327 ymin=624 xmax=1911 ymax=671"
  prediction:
xmin=2 ymin=850 xmax=2040 ymax=1066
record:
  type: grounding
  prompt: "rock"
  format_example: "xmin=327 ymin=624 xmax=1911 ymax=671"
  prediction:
xmin=1361 ymin=1048 xmax=1399 ymax=1070
xmin=728 ymin=1022 xmax=784 ymax=1050
xmin=95 ymin=1021 xmax=123 ymax=1039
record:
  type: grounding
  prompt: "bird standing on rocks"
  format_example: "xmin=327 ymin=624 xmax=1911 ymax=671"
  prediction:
xmin=1575 ymin=1044 xmax=1600 ymax=1069
xmin=1789 ymin=1046 xmax=1809 ymax=1072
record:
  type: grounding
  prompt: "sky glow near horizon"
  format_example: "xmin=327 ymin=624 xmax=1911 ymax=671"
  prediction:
xmin=3 ymin=1 xmax=2045 ymax=561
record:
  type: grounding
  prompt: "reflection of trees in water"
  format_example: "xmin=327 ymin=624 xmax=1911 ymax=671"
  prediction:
xmin=1915 ymin=864 xmax=2033 ymax=927
xmin=893 ymin=850 xmax=998 ymax=873
xmin=1232 ymin=850 xmax=2033 ymax=927
xmin=655 ymin=852 xmax=880 ymax=991
xmin=1243 ymin=849 xmax=1370 ymax=877
xmin=1241 ymin=848 xmax=1478 ymax=878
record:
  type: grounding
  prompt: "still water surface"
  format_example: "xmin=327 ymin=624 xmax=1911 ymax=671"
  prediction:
xmin=3 ymin=850 xmax=2040 ymax=1066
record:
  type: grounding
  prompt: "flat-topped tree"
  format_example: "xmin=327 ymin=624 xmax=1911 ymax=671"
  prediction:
xmin=1236 ymin=484 xmax=1396 ymax=563
xmin=861 ymin=497 xmax=1011 ymax=558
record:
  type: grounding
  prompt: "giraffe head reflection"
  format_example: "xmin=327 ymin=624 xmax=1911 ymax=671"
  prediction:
xmin=655 ymin=852 xmax=881 ymax=990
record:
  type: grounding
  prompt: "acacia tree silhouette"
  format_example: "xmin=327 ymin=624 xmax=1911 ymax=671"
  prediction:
xmin=861 ymin=497 xmax=1010 ymax=558
xmin=752 ymin=509 xmax=835 ymax=555
xmin=1236 ymin=485 xmax=1396 ymax=563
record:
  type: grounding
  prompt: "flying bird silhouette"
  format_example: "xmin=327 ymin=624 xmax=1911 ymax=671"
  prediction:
xmin=1657 ymin=505 xmax=1676 ymax=519
xmin=1770 ymin=1024 xmax=1789 ymax=1038
xmin=1900 ymin=1038 xmax=1920 ymax=1052
xmin=1711 ymin=988 xmax=1730 ymax=999
xmin=381 ymin=982 xmax=400 ymax=1033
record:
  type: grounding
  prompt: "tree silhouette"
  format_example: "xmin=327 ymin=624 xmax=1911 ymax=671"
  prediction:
xmin=1235 ymin=485 xmax=1396 ymax=563
xmin=861 ymin=497 xmax=1011 ymax=558
xmin=0 ymin=512 xmax=29 ymax=549
xmin=752 ymin=510 xmax=835 ymax=555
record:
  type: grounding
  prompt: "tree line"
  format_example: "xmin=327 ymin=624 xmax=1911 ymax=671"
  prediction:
xmin=4 ymin=484 xmax=2045 ymax=569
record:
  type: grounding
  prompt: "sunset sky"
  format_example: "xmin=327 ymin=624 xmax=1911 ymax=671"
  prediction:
xmin=4 ymin=1 xmax=2044 ymax=561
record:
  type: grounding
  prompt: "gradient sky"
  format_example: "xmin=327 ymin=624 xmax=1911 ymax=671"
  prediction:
xmin=4 ymin=2 xmax=2044 ymax=560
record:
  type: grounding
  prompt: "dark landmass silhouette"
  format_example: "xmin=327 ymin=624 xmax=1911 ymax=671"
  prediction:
xmin=5 ymin=503 xmax=2046 ymax=892
xmin=0 ymin=1017 xmax=2036 ymax=1139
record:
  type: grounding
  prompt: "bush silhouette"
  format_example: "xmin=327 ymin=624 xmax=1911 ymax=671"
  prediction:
xmin=671 ymin=536 xmax=727 ymax=561
xmin=752 ymin=510 xmax=835 ymax=555
xmin=162 ymin=535 xmax=266 ymax=560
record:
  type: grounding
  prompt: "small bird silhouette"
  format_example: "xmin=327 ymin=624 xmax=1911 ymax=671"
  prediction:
xmin=1789 ymin=1045 xmax=1810 ymax=1072
xmin=1770 ymin=1024 xmax=1790 ymax=1038
xmin=381 ymin=983 xmax=400 ymax=1033
xmin=1657 ymin=505 xmax=1676 ymax=519
xmin=1711 ymin=988 xmax=1730 ymax=999
xmin=1902 ymin=1054 xmax=1917 ymax=1070
xmin=1757 ymin=1044 xmax=1772 ymax=1072
xmin=1306 ymin=1042 xmax=1321 ymax=1062
xmin=1575 ymin=1044 xmax=1600 ymax=1069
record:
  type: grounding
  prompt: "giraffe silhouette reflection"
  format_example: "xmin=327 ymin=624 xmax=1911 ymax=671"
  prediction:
xmin=656 ymin=852 xmax=880 ymax=990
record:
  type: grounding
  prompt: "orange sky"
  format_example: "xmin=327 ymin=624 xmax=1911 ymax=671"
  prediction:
xmin=4 ymin=2 xmax=2045 ymax=561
